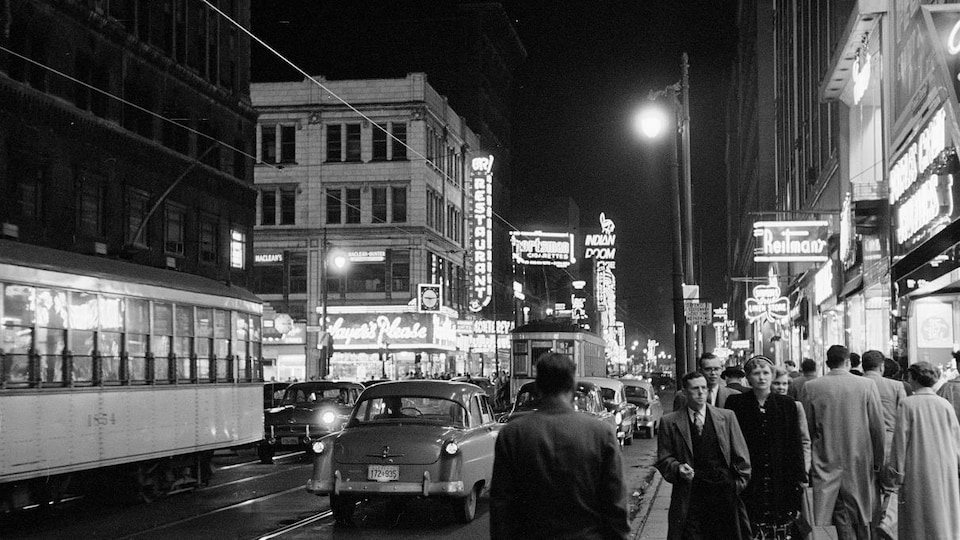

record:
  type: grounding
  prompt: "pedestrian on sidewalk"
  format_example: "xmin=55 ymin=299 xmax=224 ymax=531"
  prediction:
xmin=787 ymin=358 xmax=817 ymax=400
xmin=490 ymin=352 xmax=629 ymax=540
xmin=862 ymin=350 xmax=906 ymax=458
xmin=656 ymin=370 xmax=752 ymax=540
xmin=725 ymin=356 xmax=806 ymax=539
xmin=882 ymin=361 xmax=960 ymax=539
xmin=673 ymin=352 xmax=739 ymax=411
xmin=800 ymin=345 xmax=884 ymax=540
xmin=772 ymin=367 xmax=813 ymax=539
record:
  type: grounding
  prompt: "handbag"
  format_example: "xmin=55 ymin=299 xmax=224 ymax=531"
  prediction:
xmin=875 ymin=491 xmax=898 ymax=540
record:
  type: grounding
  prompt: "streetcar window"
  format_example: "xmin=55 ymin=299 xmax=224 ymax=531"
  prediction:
xmin=126 ymin=298 xmax=149 ymax=333
xmin=4 ymin=284 xmax=36 ymax=326
xmin=36 ymin=288 xmax=67 ymax=328
xmin=70 ymin=291 xmax=98 ymax=330
xmin=99 ymin=331 xmax=122 ymax=383
xmin=99 ymin=296 xmax=123 ymax=331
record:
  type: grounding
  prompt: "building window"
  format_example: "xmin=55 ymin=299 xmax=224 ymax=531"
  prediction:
xmin=347 ymin=263 xmax=385 ymax=293
xmin=126 ymin=188 xmax=149 ymax=245
xmin=326 ymin=188 xmax=342 ymax=224
xmin=261 ymin=125 xmax=276 ymax=163
xmin=259 ymin=187 xmax=296 ymax=226
xmin=390 ymin=250 xmax=410 ymax=293
xmin=280 ymin=189 xmax=296 ymax=225
xmin=17 ymin=166 xmax=45 ymax=221
xmin=78 ymin=177 xmax=106 ymax=238
xmin=288 ymin=251 xmax=308 ymax=294
xmin=426 ymin=189 xmax=443 ymax=232
xmin=260 ymin=189 xmax=276 ymax=225
xmin=230 ymin=228 xmax=246 ymax=269
xmin=391 ymin=187 xmax=407 ymax=223
xmin=392 ymin=123 xmax=407 ymax=160
xmin=372 ymin=123 xmax=388 ymax=161
xmin=345 ymin=124 xmax=361 ymax=162
xmin=280 ymin=125 xmax=296 ymax=163
xmin=253 ymin=262 xmax=283 ymax=294
xmin=326 ymin=124 xmax=342 ymax=162
xmin=199 ymin=216 xmax=219 ymax=264
xmin=372 ymin=187 xmax=387 ymax=223
xmin=345 ymin=188 xmax=361 ymax=223
xmin=165 ymin=204 xmax=186 ymax=254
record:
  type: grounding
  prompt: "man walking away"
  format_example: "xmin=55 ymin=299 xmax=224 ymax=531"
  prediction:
xmin=491 ymin=352 xmax=629 ymax=540
xmin=657 ymin=371 xmax=752 ymax=540
xmin=862 ymin=350 xmax=906 ymax=457
xmin=800 ymin=345 xmax=884 ymax=540
xmin=787 ymin=358 xmax=817 ymax=400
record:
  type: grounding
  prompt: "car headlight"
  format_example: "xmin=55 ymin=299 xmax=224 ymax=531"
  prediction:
xmin=320 ymin=411 xmax=337 ymax=425
xmin=311 ymin=440 xmax=325 ymax=454
xmin=615 ymin=412 xmax=623 ymax=425
xmin=442 ymin=441 xmax=460 ymax=455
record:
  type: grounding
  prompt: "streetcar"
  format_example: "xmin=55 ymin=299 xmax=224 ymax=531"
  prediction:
xmin=0 ymin=240 xmax=264 ymax=510
xmin=508 ymin=319 xmax=606 ymax=401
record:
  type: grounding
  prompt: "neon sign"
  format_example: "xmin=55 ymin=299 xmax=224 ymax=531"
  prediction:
xmin=753 ymin=221 xmax=829 ymax=262
xmin=889 ymin=107 xmax=946 ymax=204
xmin=254 ymin=253 xmax=283 ymax=264
xmin=584 ymin=212 xmax=616 ymax=260
xmin=510 ymin=231 xmax=576 ymax=267
xmin=469 ymin=155 xmax=494 ymax=312
xmin=745 ymin=283 xmax=790 ymax=323
xmin=896 ymin=172 xmax=954 ymax=245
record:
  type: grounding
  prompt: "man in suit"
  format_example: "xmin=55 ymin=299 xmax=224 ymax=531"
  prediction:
xmin=862 ymin=349 xmax=906 ymax=457
xmin=800 ymin=345 xmax=884 ymax=540
xmin=657 ymin=371 xmax=752 ymax=540
xmin=491 ymin=352 xmax=629 ymax=540
xmin=673 ymin=353 xmax=739 ymax=411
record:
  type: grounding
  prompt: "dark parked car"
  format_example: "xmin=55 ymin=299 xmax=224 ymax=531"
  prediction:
xmin=306 ymin=380 xmax=500 ymax=525
xmin=259 ymin=380 xmax=364 ymax=464
xmin=452 ymin=376 xmax=496 ymax=400
xmin=500 ymin=381 xmax=619 ymax=443
xmin=580 ymin=377 xmax=638 ymax=445
xmin=621 ymin=378 xmax=663 ymax=438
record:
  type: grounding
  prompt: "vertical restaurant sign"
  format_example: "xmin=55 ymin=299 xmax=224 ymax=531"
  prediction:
xmin=469 ymin=155 xmax=494 ymax=312
xmin=888 ymin=106 xmax=957 ymax=252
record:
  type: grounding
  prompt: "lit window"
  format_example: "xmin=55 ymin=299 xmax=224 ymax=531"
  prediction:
xmin=230 ymin=229 xmax=246 ymax=269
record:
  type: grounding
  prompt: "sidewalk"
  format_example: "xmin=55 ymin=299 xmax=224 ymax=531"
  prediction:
xmin=629 ymin=471 xmax=839 ymax=540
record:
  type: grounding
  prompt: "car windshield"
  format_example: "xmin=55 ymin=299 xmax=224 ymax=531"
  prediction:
xmin=625 ymin=386 xmax=649 ymax=399
xmin=282 ymin=387 xmax=353 ymax=406
xmin=350 ymin=396 xmax=468 ymax=427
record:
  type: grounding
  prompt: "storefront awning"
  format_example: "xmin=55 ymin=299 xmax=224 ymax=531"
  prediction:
xmin=839 ymin=275 xmax=864 ymax=299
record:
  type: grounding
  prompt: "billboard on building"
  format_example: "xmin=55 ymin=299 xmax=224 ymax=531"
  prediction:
xmin=510 ymin=230 xmax=576 ymax=267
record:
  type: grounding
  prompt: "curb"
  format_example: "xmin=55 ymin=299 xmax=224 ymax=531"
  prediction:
xmin=630 ymin=470 xmax=664 ymax=540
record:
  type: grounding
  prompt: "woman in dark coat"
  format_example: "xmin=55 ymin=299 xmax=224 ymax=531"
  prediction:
xmin=725 ymin=355 xmax=806 ymax=539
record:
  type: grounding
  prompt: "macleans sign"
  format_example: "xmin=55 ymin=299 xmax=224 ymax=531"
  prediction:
xmin=469 ymin=155 xmax=494 ymax=312
xmin=752 ymin=221 xmax=829 ymax=262
xmin=510 ymin=231 xmax=576 ymax=267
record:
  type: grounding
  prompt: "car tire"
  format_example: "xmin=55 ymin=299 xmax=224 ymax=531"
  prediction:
xmin=330 ymin=494 xmax=355 ymax=525
xmin=452 ymin=484 xmax=479 ymax=523
xmin=257 ymin=443 xmax=275 ymax=465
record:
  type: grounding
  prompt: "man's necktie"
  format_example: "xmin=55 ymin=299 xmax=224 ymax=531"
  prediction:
xmin=694 ymin=411 xmax=703 ymax=435
xmin=707 ymin=388 xmax=715 ymax=406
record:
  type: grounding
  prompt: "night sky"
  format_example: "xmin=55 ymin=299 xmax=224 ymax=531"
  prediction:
xmin=251 ymin=1 xmax=739 ymax=354
xmin=505 ymin=2 xmax=738 ymax=350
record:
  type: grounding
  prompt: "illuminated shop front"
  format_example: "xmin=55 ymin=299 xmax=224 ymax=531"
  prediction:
xmin=324 ymin=307 xmax=459 ymax=380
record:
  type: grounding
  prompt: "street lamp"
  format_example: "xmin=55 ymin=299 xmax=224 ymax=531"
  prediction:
xmin=633 ymin=53 xmax=696 ymax=379
xmin=318 ymin=245 xmax=348 ymax=379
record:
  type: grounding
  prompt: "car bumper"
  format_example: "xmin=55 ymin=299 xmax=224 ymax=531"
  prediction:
xmin=264 ymin=426 xmax=335 ymax=446
xmin=307 ymin=470 xmax=465 ymax=497
xmin=637 ymin=418 xmax=656 ymax=429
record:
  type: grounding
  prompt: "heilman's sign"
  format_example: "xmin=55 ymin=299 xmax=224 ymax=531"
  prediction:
xmin=753 ymin=221 xmax=829 ymax=262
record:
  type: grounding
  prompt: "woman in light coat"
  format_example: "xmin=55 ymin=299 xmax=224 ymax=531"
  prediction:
xmin=883 ymin=361 xmax=960 ymax=539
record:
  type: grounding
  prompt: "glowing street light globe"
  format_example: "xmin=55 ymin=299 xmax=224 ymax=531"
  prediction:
xmin=635 ymin=104 xmax=669 ymax=140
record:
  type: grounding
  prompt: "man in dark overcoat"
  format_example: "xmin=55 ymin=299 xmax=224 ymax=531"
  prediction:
xmin=657 ymin=371 xmax=752 ymax=540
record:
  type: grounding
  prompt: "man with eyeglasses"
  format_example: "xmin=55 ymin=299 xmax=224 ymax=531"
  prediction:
xmin=673 ymin=353 xmax=740 ymax=412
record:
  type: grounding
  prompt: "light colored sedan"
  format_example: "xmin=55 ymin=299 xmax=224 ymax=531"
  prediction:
xmin=621 ymin=378 xmax=663 ymax=438
xmin=305 ymin=380 xmax=501 ymax=525
xmin=580 ymin=377 xmax=639 ymax=445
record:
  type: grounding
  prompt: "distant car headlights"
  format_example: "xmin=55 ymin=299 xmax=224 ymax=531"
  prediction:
xmin=442 ymin=440 xmax=460 ymax=456
xmin=320 ymin=411 xmax=337 ymax=425
xmin=311 ymin=440 xmax=325 ymax=454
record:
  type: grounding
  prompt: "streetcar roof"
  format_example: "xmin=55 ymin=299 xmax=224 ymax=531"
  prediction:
xmin=0 ymin=240 xmax=261 ymax=305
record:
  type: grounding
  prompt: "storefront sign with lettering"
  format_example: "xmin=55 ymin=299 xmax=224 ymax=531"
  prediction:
xmin=753 ymin=221 xmax=829 ymax=262
xmin=469 ymin=155 xmax=494 ymax=312
xmin=511 ymin=231 xmax=576 ymax=267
